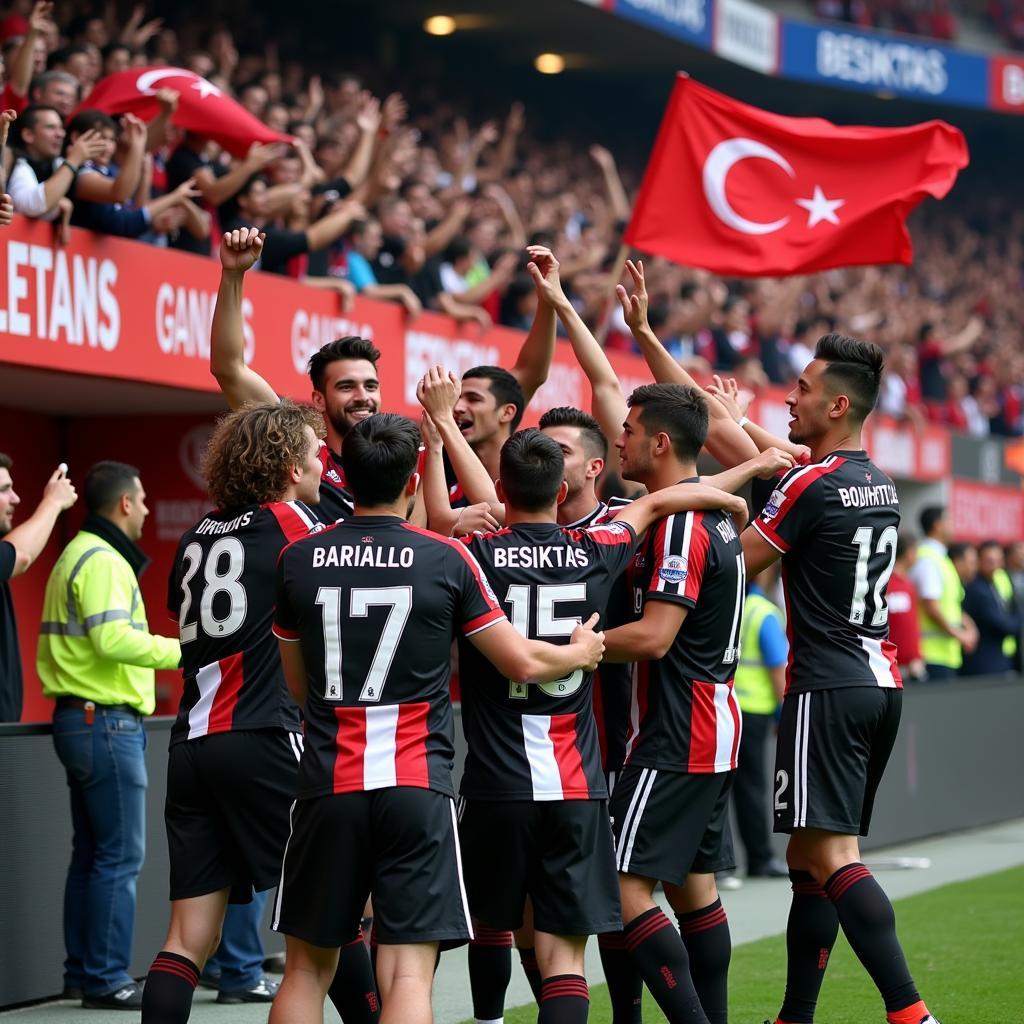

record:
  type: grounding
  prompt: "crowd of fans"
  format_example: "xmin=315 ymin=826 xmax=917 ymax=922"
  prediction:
xmin=812 ymin=0 xmax=1024 ymax=48
xmin=0 ymin=0 xmax=1022 ymax=438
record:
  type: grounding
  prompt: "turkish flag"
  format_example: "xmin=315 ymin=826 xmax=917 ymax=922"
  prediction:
xmin=625 ymin=75 xmax=969 ymax=277
xmin=79 ymin=67 xmax=290 ymax=158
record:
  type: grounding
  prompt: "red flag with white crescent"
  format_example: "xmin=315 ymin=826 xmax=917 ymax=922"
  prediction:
xmin=77 ymin=67 xmax=290 ymax=158
xmin=624 ymin=75 xmax=969 ymax=276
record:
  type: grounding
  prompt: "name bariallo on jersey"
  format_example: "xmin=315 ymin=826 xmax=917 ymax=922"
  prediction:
xmin=492 ymin=544 xmax=590 ymax=569
xmin=837 ymin=483 xmax=900 ymax=508
xmin=194 ymin=510 xmax=255 ymax=535
xmin=312 ymin=544 xmax=415 ymax=569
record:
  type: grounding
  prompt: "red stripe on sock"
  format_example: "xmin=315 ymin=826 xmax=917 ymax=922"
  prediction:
xmin=150 ymin=961 xmax=199 ymax=987
xmin=152 ymin=954 xmax=198 ymax=980
xmin=471 ymin=925 xmax=514 ymax=947
xmin=625 ymin=911 xmax=674 ymax=952
xmin=542 ymin=979 xmax=590 ymax=1001
xmin=826 ymin=864 xmax=872 ymax=902
xmin=680 ymin=906 xmax=728 ymax=936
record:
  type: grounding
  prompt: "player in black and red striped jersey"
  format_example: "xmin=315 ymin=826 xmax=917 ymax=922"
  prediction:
xmin=596 ymin=383 xmax=793 ymax=1024
xmin=208 ymin=227 xmax=378 ymax=523
xmin=737 ymin=335 xmax=939 ymax=1024
xmin=268 ymin=414 xmax=605 ymax=1024
xmin=455 ymin=428 xmax=746 ymax=1024
xmin=142 ymin=401 xmax=377 ymax=1024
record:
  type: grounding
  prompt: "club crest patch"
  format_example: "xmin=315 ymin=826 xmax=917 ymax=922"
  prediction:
xmin=659 ymin=555 xmax=688 ymax=585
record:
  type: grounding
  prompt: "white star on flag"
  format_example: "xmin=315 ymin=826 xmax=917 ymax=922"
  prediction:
xmin=795 ymin=185 xmax=845 ymax=228
xmin=191 ymin=79 xmax=221 ymax=99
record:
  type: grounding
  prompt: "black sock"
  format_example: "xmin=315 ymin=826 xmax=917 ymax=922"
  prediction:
xmin=824 ymin=863 xmax=920 ymax=1013
xmin=624 ymin=907 xmax=708 ymax=1024
xmin=598 ymin=931 xmax=643 ymax=1024
xmin=777 ymin=871 xmax=839 ymax=1024
xmin=677 ymin=898 xmax=731 ymax=1024
xmin=142 ymin=951 xmax=199 ymax=1024
xmin=518 ymin=946 xmax=544 ymax=1005
xmin=328 ymin=928 xmax=380 ymax=1024
xmin=538 ymin=974 xmax=589 ymax=1024
xmin=468 ymin=926 xmax=513 ymax=1020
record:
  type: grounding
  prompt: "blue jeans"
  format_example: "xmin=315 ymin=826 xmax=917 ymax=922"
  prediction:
xmin=52 ymin=707 xmax=147 ymax=996
xmin=207 ymin=890 xmax=269 ymax=990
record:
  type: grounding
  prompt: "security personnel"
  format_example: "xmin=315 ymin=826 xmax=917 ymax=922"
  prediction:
xmin=731 ymin=567 xmax=789 ymax=878
xmin=37 ymin=461 xmax=180 ymax=1010
xmin=910 ymin=506 xmax=976 ymax=679
xmin=992 ymin=564 xmax=1018 ymax=663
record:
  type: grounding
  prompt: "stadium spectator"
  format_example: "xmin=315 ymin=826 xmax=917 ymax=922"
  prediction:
xmin=0 ymin=0 xmax=54 ymax=115
xmin=0 ymin=454 xmax=77 ymax=722
xmin=28 ymin=67 xmax=77 ymax=115
xmin=910 ymin=507 xmax=978 ymax=679
xmin=949 ymin=540 xmax=978 ymax=587
xmin=887 ymin=533 xmax=927 ymax=683
xmin=37 ymin=461 xmax=180 ymax=1009
xmin=961 ymin=539 xmax=1021 ymax=676
xmin=1005 ymin=540 xmax=1024 ymax=600
xmin=6 ymin=103 xmax=106 ymax=228
xmin=342 ymin=216 xmax=423 ymax=317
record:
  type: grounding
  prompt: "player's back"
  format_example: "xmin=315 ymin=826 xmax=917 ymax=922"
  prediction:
xmin=458 ymin=520 xmax=636 ymax=801
xmin=168 ymin=500 xmax=320 ymax=743
xmin=751 ymin=451 xmax=902 ymax=693
xmin=273 ymin=516 xmax=505 ymax=800
xmin=624 ymin=505 xmax=745 ymax=773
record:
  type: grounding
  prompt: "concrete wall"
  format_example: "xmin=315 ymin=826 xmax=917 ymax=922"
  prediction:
xmin=2 ymin=677 xmax=1023 ymax=1007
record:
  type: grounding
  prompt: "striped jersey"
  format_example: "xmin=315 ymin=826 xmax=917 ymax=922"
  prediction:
xmin=457 ymin=520 xmax=638 ymax=801
xmin=567 ymin=497 xmax=636 ymax=774
xmin=623 ymin=495 xmax=745 ymax=774
xmin=167 ymin=501 xmax=321 ymax=745
xmin=751 ymin=450 xmax=903 ymax=694
xmin=273 ymin=515 xmax=505 ymax=799
xmin=315 ymin=443 xmax=354 ymax=523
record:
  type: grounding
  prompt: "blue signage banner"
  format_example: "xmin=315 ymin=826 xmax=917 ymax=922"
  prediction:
xmin=612 ymin=0 xmax=714 ymax=50
xmin=779 ymin=21 xmax=990 ymax=108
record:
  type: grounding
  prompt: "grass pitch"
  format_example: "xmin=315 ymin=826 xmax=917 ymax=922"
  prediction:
xmin=478 ymin=866 xmax=1023 ymax=1024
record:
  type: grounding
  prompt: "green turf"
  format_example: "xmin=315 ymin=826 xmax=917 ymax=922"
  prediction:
xmin=475 ymin=866 xmax=1024 ymax=1024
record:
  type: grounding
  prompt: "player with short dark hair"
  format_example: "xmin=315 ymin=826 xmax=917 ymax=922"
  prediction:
xmin=600 ymin=382 xmax=794 ymax=1024
xmin=269 ymin=413 xmax=606 ymax=1024
xmin=738 ymin=335 xmax=940 ymax=1024
xmin=142 ymin=401 xmax=387 ymax=1024
xmin=458 ymin=428 xmax=749 ymax=1024
xmin=210 ymin=227 xmax=382 ymax=523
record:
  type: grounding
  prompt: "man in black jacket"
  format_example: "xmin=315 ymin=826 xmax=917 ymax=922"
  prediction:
xmin=961 ymin=540 xmax=1021 ymax=677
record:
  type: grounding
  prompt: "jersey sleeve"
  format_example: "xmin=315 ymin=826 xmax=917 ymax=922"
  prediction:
xmin=448 ymin=542 xmax=506 ymax=637
xmin=752 ymin=465 xmax=828 ymax=553
xmin=646 ymin=511 xmax=710 ymax=609
xmin=584 ymin=520 xmax=638 ymax=579
xmin=272 ymin=547 xmax=301 ymax=641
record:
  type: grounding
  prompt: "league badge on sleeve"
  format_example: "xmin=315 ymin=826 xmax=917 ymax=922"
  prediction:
xmin=658 ymin=555 xmax=688 ymax=585
xmin=761 ymin=488 xmax=787 ymax=522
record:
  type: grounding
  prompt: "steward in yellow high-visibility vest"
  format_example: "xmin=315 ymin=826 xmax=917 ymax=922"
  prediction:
xmin=993 ymin=567 xmax=1017 ymax=660
xmin=36 ymin=462 xmax=179 ymax=1007
xmin=910 ymin=517 xmax=968 ymax=679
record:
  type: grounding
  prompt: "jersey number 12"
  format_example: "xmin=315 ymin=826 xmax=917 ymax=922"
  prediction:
xmin=849 ymin=525 xmax=898 ymax=627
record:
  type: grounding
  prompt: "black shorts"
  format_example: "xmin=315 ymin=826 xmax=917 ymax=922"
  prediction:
xmin=273 ymin=787 xmax=473 ymax=947
xmin=457 ymin=798 xmax=620 ymax=936
xmin=165 ymin=729 xmax=302 ymax=903
xmin=609 ymin=767 xmax=735 ymax=884
xmin=774 ymin=687 xmax=901 ymax=836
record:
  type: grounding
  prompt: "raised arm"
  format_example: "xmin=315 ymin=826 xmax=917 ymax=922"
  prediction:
xmin=611 ymin=481 xmax=749 ymax=540
xmin=704 ymin=375 xmax=811 ymax=462
xmin=526 ymin=244 xmax=626 ymax=445
xmin=2 ymin=467 xmax=77 ymax=576
xmin=509 ymin=253 xmax=557 ymax=406
xmin=417 ymin=367 xmax=503 ymax=519
xmin=617 ymin=258 xmax=759 ymax=466
xmin=210 ymin=228 xmax=278 ymax=409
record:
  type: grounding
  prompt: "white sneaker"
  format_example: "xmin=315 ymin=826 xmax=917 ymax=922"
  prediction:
xmin=717 ymin=873 xmax=743 ymax=891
